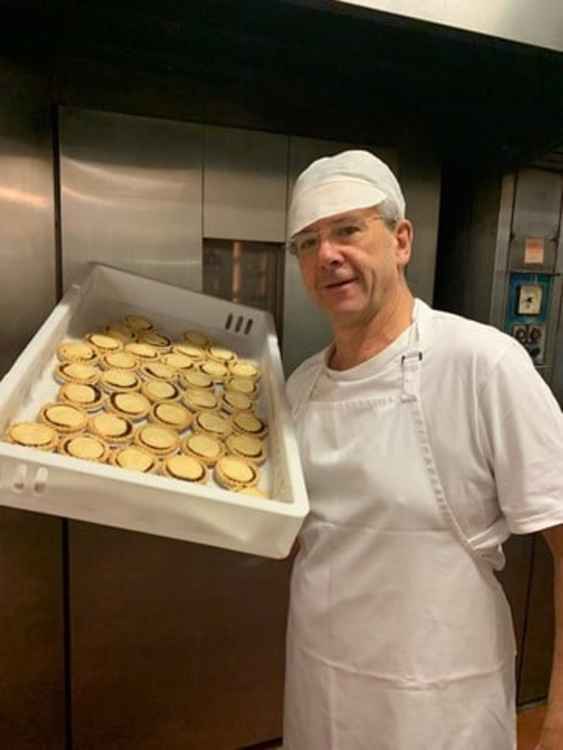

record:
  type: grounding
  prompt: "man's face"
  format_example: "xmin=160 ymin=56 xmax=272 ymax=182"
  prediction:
xmin=293 ymin=207 xmax=412 ymax=327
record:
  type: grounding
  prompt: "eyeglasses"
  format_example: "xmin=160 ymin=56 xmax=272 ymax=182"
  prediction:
xmin=287 ymin=214 xmax=385 ymax=258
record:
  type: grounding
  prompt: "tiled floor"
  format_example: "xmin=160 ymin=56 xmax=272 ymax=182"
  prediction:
xmin=254 ymin=704 xmax=547 ymax=749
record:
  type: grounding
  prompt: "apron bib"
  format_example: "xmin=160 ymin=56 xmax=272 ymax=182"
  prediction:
xmin=284 ymin=320 xmax=516 ymax=750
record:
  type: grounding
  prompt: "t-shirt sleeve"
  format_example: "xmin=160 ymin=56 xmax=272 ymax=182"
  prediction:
xmin=478 ymin=338 xmax=563 ymax=535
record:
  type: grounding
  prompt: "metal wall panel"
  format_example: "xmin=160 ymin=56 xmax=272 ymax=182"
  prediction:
xmin=70 ymin=523 xmax=291 ymax=750
xmin=0 ymin=58 xmax=65 ymax=749
xmin=512 ymin=169 xmax=562 ymax=241
xmin=399 ymin=148 xmax=441 ymax=305
xmin=203 ymin=126 xmax=288 ymax=242
xmin=60 ymin=107 xmax=203 ymax=292
xmin=0 ymin=59 xmax=56 ymax=378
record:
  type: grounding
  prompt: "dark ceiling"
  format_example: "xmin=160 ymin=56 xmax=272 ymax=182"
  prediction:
xmin=1 ymin=0 xmax=563 ymax=171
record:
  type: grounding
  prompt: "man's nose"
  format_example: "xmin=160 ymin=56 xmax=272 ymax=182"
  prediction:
xmin=317 ymin=234 xmax=343 ymax=266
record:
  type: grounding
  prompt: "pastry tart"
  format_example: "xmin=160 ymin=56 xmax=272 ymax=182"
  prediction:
xmin=198 ymin=360 xmax=229 ymax=384
xmin=160 ymin=352 xmax=195 ymax=373
xmin=178 ymin=369 xmax=214 ymax=392
xmin=123 ymin=314 xmax=154 ymax=333
xmin=84 ymin=332 xmax=123 ymax=355
xmin=56 ymin=341 xmax=98 ymax=364
xmin=220 ymin=390 xmax=254 ymax=415
xmin=100 ymin=368 xmax=142 ymax=394
xmin=182 ymin=433 xmax=225 ymax=467
xmin=138 ymin=331 xmax=173 ymax=351
xmin=224 ymin=376 xmax=259 ymax=400
xmin=207 ymin=345 xmax=237 ymax=366
xmin=59 ymin=434 xmax=109 ymax=463
xmin=162 ymin=454 xmax=207 ymax=484
xmin=231 ymin=412 xmax=268 ymax=439
xmin=225 ymin=433 xmax=266 ymax=465
xmin=149 ymin=402 xmax=193 ymax=432
xmin=89 ymin=412 xmax=134 ymax=444
xmin=172 ymin=343 xmax=206 ymax=363
xmin=111 ymin=445 xmax=159 ymax=474
xmin=105 ymin=322 xmax=137 ymax=343
xmin=214 ymin=456 xmax=259 ymax=492
xmin=134 ymin=424 xmax=180 ymax=456
xmin=182 ymin=388 xmax=219 ymax=414
xmin=55 ymin=362 xmax=100 ymax=386
xmin=193 ymin=411 xmax=232 ymax=440
xmin=101 ymin=351 xmax=139 ymax=371
xmin=139 ymin=361 xmax=177 ymax=382
xmin=182 ymin=330 xmax=211 ymax=348
xmin=228 ymin=359 xmax=261 ymax=381
xmin=107 ymin=392 xmax=151 ymax=421
xmin=141 ymin=380 xmax=181 ymax=403
xmin=124 ymin=342 xmax=160 ymax=361
xmin=7 ymin=422 xmax=58 ymax=451
xmin=58 ymin=383 xmax=105 ymax=412
xmin=40 ymin=403 xmax=89 ymax=434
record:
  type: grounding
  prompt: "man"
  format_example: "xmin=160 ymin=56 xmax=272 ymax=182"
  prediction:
xmin=283 ymin=150 xmax=563 ymax=750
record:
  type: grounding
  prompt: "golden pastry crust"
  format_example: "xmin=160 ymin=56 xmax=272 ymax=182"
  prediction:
xmin=84 ymin=332 xmax=124 ymax=354
xmin=101 ymin=351 xmax=140 ymax=371
xmin=6 ymin=422 xmax=58 ymax=451
xmin=178 ymin=369 xmax=214 ymax=392
xmin=40 ymin=403 xmax=89 ymax=434
xmin=107 ymin=392 xmax=151 ymax=421
xmin=58 ymin=383 xmax=105 ymax=412
xmin=134 ymin=424 xmax=180 ymax=456
xmin=198 ymin=360 xmax=229 ymax=384
xmin=225 ymin=433 xmax=266 ymax=465
xmin=182 ymin=330 xmax=211 ymax=348
xmin=193 ymin=411 xmax=233 ymax=439
xmin=110 ymin=445 xmax=160 ymax=473
xmin=99 ymin=368 xmax=142 ymax=394
xmin=214 ymin=455 xmax=259 ymax=491
xmin=105 ymin=322 xmax=137 ymax=343
xmin=182 ymin=433 xmax=225 ymax=467
xmin=220 ymin=390 xmax=254 ymax=415
xmin=139 ymin=361 xmax=177 ymax=382
xmin=55 ymin=362 xmax=100 ymax=386
xmin=89 ymin=412 xmax=135 ymax=444
xmin=149 ymin=402 xmax=193 ymax=432
xmin=224 ymin=376 xmax=259 ymax=400
xmin=123 ymin=314 xmax=154 ymax=333
xmin=124 ymin=342 xmax=160 ymax=361
xmin=138 ymin=331 xmax=173 ymax=351
xmin=141 ymin=380 xmax=181 ymax=403
xmin=228 ymin=359 xmax=261 ymax=381
xmin=231 ymin=412 xmax=268 ymax=439
xmin=59 ymin=434 xmax=109 ymax=462
xmin=56 ymin=341 xmax=98 ymax=365
xmin=172 ymin=342 xmax=207 ymax=362
xmin=160 ymin=352 xmax=195 ymax=373
xmin=162 ymin=454 xmax=207 ymax=483
xmin=182 ymin=388 xmax=219 ymax=414
xmin=207 ymin=345 xmax=237 ymax=366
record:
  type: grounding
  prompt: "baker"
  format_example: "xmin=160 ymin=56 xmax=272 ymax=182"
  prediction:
xmin=283 ymin=150 xmax=563 ymax=750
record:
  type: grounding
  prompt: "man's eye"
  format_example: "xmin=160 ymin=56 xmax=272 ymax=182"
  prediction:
xmin=299 ymin=236 xmax=317 ymax=251
xmin=336 ymin=224 xmax=360 ymax=239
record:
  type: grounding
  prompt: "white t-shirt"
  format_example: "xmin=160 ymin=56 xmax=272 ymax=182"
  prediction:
xmin=287 ymin=299 xmax=563 ymax=569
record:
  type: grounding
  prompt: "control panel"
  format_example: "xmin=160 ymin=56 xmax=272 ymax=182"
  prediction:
xmin=505 ymin=272 xmax=552 ymax=365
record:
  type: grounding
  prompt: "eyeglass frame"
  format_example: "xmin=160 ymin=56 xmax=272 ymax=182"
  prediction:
xmin=286 ymin=211 xmax=392 ymax=258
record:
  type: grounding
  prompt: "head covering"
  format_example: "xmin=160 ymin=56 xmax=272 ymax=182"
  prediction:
xmin=288 ymin=149 xmax=405 ymax=238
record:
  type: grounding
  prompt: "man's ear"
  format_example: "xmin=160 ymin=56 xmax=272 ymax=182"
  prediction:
xmin=395 ymin=219 xmax=413 ymax=269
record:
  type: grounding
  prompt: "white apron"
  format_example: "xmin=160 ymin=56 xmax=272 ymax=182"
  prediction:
xmin=284 ymin=314 xmax=517 ymax=750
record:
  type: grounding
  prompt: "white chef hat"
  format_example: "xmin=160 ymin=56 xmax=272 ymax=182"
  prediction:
xmin=288 ymin=150 xmax=405 ymax=238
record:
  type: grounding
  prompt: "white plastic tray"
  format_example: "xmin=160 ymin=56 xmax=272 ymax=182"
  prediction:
xmin=0 ymin=264 xmax=309 ymax=558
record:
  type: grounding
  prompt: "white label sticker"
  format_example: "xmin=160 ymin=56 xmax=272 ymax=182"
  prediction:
xmin=524 ymin=237 xmax=545 ymax=265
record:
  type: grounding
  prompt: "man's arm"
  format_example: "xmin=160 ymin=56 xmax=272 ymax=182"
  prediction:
xmin=539 ymin=524 xmax=563 ymax=750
